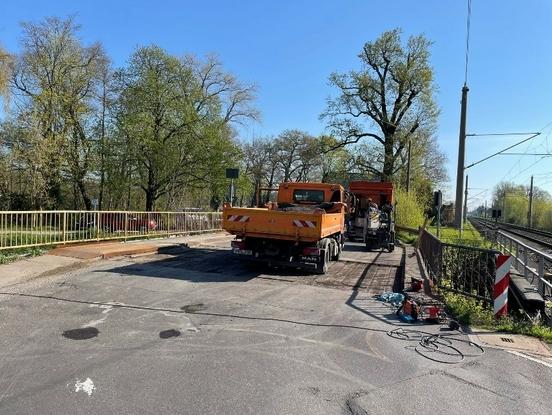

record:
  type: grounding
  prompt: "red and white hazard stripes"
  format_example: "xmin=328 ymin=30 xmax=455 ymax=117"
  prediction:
xmin=226 ymin=215 xmax=250 ymax=223
xmin=494 ymin=254 xmax=513 ymax=318
xmin=292 ymin=219 xmax=317 ymax=228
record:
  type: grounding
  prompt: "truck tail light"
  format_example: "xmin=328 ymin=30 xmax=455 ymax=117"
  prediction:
xmin=302 ymin=247 xmax=321 ymax=256
xmin=231 ymin=240 xmax=247 ymax=250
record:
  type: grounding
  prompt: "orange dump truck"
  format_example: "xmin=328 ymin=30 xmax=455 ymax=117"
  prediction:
xmin=222 ymin=182 xmax=346 ymax=274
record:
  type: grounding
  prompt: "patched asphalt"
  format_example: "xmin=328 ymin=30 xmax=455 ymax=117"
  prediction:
xmin=0 ymin=241 xmax=550 ymax=414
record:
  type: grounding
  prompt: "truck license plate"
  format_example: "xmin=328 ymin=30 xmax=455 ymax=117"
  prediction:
xmin=233 ymin=248 xmax=253 ymax=256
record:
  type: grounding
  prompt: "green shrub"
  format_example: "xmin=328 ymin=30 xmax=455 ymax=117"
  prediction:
xmin=394 ymin=187 xmax=425 ymax=229
xmin=0 ymin=247 xmax=47 ymax=264
xmin=442 ymin=291 xmax=552 ymax=343
xmin=427 ymin=222 xmax=492 ymax=248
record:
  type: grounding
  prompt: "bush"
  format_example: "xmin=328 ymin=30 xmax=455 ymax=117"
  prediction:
xmin=442 ymin=291 xmax=552 ymax=343
xmin=0 ymin=247 xmax=47 ymax=264
xmin=428 ymin=222 xmax=491 ymax=248
xmin=394 ymin=187 xmax=425 ymax=229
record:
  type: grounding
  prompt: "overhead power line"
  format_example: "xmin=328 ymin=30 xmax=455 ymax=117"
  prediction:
xmin=499 ymin=152 xmax=552 ymax=156
xmin=466 ymin=132 xmax=539 ymax=137
xmin=465 ymin=132 xmax=541 ymax=169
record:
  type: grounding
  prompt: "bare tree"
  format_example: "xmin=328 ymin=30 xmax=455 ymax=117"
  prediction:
xmin=0 ymin=45 xmax=13 ymax=108
xmin=322 ymin=29 xmax=438 ymax=181
xmin=274 ymin=130 xmax=320 ymax=182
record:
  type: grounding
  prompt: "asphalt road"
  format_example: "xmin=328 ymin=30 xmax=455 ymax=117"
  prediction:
xmin=0 ymin=242 xmax=550 ymax=414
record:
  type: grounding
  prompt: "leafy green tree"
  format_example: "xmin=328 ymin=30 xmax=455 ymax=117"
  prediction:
xmin=492 ymin=181 xmax=552 ymax=230
xmin=11 ymin=17 xmax=108 ymax=209
xmin=115 ymin=46 xmax=257 ymax=210
xmin=322 ymin=29 xmax=438 ymax=181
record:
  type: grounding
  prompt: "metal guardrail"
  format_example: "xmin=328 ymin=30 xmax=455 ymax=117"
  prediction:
xmin=418 ymin=229 xmax=499 ymax=303
xmin=0 ymin=210 xmax=223 ymax=250
xmin=494 ymin=230 xmax=552 ymax=301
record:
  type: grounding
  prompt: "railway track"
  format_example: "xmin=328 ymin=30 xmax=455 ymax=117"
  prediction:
xmin=470 ymin=217 xmax=552 ymax=252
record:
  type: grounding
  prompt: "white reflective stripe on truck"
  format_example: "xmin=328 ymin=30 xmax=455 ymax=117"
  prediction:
xmin=228 ymin=215 xmax=250 ymax=222
xmin=293 ymin=219 xmax=316 ymax=228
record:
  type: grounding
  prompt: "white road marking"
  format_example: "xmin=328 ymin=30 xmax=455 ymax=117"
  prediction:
xmin=158 ymin=310 xmax=199 ymax=332
xmin=74 ymin=378 xmax=96 ymax=396
xmin=507 ymin=350 xmax=552 ymax=368
xmin=83 ymin=305 xmax=113 ymax=327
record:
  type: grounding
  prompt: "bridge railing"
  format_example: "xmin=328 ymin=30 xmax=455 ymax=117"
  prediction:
xmin=495 ymin=230 xmax=552 ymax=301
xmin=0 ymin=210 xmax=223 ymax=250
xmin=418 ymin=229 xmax=499 ymax=303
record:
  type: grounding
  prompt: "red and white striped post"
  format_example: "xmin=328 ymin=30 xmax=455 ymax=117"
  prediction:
xmin=494 ymin=254 xmax=513 ymax=318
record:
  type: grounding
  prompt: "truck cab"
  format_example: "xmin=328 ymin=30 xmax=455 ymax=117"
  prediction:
xmin=275 ymin=182 xmax=344 ymax=206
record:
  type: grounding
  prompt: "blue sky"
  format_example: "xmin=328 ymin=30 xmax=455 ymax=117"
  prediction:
xmin=1 ymin=0 xmax=551 ymax=208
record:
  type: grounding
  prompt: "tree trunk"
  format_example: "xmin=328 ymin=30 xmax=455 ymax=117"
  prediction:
xmin=77 ymin=178 xmax=92 ymax=210
xmin=145 ymin=166 xmax=156 ymax=211
xmin=265 ymin=170 xmax=275 ymax=203
xmin=145 ymin=189 xmax=155 ymax=211
xmin=98 ymin=73 xmax=108 ymax=211
xmin=382 ymin=134 xmax=395 ymax=181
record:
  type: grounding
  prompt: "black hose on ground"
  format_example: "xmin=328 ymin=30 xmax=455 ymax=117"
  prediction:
xmin=387 ymin=327 xmax=485 ymax=364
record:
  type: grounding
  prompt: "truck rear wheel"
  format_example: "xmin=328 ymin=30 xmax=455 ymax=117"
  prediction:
xmin=331 ymin=239 xmax=341 ymax=261
xmin=315 ymin=239 xmax=331 ymax=274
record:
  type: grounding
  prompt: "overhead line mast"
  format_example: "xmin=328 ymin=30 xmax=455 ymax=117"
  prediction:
xmin=454 ymin=0 xmax=472 ymax=230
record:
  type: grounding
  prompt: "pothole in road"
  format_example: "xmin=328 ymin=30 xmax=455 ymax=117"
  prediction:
xmin=180 ymin=303 xmax=205 ymax=313
xmin=62 ymin=327 xmax=99 ymax=340
xmin=159 ymin=329 xmax=181 ymax=339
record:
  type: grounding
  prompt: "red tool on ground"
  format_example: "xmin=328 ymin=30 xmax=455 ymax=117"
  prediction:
xmin=398 ymin=293 xmax=446 ymax=323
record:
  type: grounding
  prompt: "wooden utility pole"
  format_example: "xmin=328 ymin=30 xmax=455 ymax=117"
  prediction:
xmin=527 ymin=175 xmax=534 ymax=228
xmin=484 ymin=200 xmax=487 ymax=219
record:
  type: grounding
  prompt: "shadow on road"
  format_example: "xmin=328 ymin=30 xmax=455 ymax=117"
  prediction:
xmin=99 ymin=246 xmax=333 ymax=283
xmin=345 ymin=249 xmax=408 ymax=326
xmin=342 ymin=243 xmax=370 ymax=252
xmin=100 ymin=247 xmax=261 ymax=283
xmin=98 ymin=243 xmax=408 ymax=326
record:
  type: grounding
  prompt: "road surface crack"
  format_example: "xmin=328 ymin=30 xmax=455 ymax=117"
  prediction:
xmin=434 ymin=370 xmax=516 ymax=401
xmin=343 ymin=390 xmax=370 ymax=415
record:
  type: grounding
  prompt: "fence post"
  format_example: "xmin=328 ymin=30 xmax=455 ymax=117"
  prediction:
xmin=494 ymin=254 xmax=513 ymax=318
xmin=537 ymin=254 xmax=545 ymax=297
xmin=167 ymin=212 xmax=170 ymax=237
xmin=523 ymin=248 xmax=528 ymax=280
xmin=62 ymin=211 xmax=67 ymax=244
xmin=124 ymin=212 xmax=128 ymax=242
xmin=96 ymin=211 xmax=100 ymax=241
